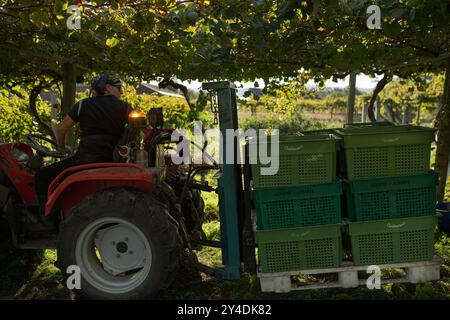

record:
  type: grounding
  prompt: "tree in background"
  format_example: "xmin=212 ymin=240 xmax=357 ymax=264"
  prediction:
xmin=0 ymin=87 xmax=51 ymax=142
xmin=379 ymin=75 xmax=444 ymax=125
xmin=1 ymin=0 xmax=449 ymax=199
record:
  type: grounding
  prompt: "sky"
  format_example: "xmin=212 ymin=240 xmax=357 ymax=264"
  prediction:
xmin=247 ymin=74 xmax=382 ymax=90
xmin=150 ymin=74 xmax=382 ymax=93
xmin=307 ymin=74 xmax=382 ymax=90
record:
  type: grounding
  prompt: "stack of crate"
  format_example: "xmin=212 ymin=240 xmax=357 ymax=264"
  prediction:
xmin=251 ymin=134 xmax=343 ymax=273
xmin=334 ymin=124 xmax=437 ymax=265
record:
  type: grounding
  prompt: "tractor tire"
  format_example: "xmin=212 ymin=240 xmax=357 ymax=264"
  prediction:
xmin=56 ymin=189 xmax=182 ymax=300
xmin=0 ymin=183 xmax=12 ymax=252
xmin=0 ymin=214 xmax=9 ymax=243
xmin=0 ymin=218 xmax=10 ymax=257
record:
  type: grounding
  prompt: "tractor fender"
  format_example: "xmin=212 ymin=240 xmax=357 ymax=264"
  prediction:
xmin=45 ymin=163 xmax=162 ymax=220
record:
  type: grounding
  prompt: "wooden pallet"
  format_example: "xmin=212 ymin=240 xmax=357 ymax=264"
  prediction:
xmin=258 ymin=257 xmax=442 ymax=293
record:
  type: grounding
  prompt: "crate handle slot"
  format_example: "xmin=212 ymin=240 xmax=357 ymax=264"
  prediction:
xmin=290 ymin=231 xmax=309 ymax=237
xmin=387 ymin=222 xmax=406 ymax=228
xmin=382 ymin=136 xmax=400 ymax=143
xmin=285 ymin=145 xmax=304 ymax=151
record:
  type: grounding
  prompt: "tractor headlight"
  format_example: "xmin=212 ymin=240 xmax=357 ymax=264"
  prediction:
xmin=128 ymin=110 xmax=147 ymax=128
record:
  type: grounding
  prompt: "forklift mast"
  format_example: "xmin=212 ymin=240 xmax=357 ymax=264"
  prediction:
xmin=202 ymin=81 xmax=255 ymax=279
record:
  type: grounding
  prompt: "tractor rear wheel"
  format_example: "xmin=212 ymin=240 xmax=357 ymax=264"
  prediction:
xmin=0 ymin=218 xmax=10 ymax=257
xmin=0 ymin=183 xmax=12 ymax=253
xmin=56 ymin=189 xmax=181 ymax=299
xmin=0 ymin=213 xmax=9 ymax=244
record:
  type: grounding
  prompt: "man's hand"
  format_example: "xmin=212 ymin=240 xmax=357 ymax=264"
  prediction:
xmin=56 ymin=116 xmax=76 ymax=151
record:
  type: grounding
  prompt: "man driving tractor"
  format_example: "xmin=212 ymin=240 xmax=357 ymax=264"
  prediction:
xmin=35 ymin=71 xmax=132 ymax=212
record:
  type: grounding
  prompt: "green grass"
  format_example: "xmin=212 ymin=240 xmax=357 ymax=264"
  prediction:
xmin=201 ymin=189 xmax=219 ymax=218
xmin=0 ymin=247 xmax=72 ymax=299
xmin=0 ymin=247 xmax=43 ymax=298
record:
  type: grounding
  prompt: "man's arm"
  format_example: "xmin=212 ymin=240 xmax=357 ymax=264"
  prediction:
xmin=55 ymin=115 xmax=76 ymax=151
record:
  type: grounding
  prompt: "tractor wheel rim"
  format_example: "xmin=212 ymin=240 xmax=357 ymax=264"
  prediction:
xmin=75 ymin=217 xmax=152 ymax=295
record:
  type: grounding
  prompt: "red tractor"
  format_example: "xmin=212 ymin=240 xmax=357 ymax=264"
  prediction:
xmin=0 ymin=109 xmax=214 ymax=299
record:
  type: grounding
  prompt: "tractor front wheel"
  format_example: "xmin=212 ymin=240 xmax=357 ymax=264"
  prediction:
xmin=56 ymin=189 xmax=181 ymax=299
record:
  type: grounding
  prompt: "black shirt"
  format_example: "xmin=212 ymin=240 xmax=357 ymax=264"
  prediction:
xmin=68 ymin=95 xmax=132 ymax=160
xmin=68 ymin=95 xmax=132 ymax=138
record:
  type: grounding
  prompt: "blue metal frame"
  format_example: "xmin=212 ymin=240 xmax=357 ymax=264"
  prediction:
xmin=202 ymin=81 xmax=241 ymax=279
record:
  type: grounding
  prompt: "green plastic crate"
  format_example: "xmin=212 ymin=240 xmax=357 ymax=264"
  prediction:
xmin=334 ymin=125 xmax=435 ymax=180
xmin=298 ymin=129 xmax=339 ymax=136
xmin=252 ymin=182 xmax=342 ymax=229
xmin=348 ymin=215 xmax=436 ymax=265
xmin=344 ymin=173 xmax=438 ymax=221
xmin=256 ymin=224 xmax=343 ymax=272
xmin=250 ymin=134 xmax=340 ymax=188
xmin=344 ymin=122 xmax=396 ymax=128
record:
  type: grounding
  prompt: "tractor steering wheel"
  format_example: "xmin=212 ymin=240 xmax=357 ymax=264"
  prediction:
xmin=24 ymin=134 xmax=69 ymax=158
